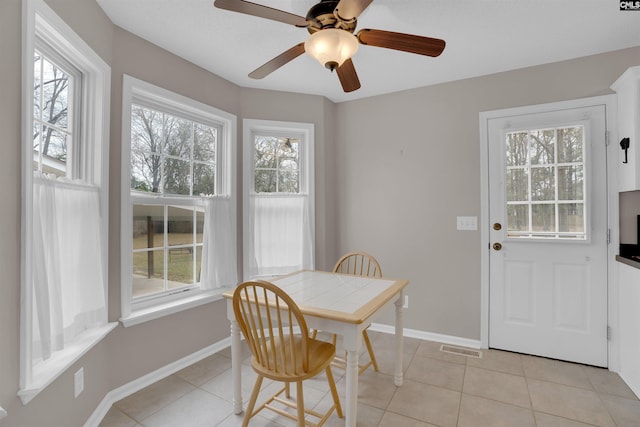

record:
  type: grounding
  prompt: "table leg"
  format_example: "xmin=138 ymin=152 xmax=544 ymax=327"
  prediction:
xmin=394 ymin=292 xmax=404 ymax=386
xmin=230 ymin=319 xmax=243 ymax=414
xmin=345 ymin=348 xmax=359 ymax=427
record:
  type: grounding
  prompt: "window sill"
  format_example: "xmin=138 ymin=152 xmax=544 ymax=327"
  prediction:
xmin=18 ymin=322 xmax=117 ymax=405
xmin=120 ymin=289 xmax=225 ymax=327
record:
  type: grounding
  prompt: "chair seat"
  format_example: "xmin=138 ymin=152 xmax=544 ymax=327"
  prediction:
xmin=252 ymin=337 xmax=336 ymax=382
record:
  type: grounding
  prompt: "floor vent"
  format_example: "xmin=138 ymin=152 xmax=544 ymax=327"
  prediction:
xmin=440 ymin=345 xmax=482 ymax=359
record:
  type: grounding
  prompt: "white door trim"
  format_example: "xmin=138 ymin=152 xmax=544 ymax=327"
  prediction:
xmin=479 ymin=95 xmax=620 ymax=370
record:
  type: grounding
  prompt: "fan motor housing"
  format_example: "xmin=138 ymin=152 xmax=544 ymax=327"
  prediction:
xmin=306 ymin=0 xmax=357 ymax=34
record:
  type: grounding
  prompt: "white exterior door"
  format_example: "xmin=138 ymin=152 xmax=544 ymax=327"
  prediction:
xmin=486 ymin=100 xmax=609 ymax=367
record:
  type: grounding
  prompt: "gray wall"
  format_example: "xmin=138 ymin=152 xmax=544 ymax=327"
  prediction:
xmin=334 ymin=47 xmax=640 ymax=339
xmin=1 ymin=0 xmax=639 ymax=425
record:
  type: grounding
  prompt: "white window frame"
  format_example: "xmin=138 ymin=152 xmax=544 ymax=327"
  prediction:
xmin=243 ymin=119 xmax=315 ymax=280
xmin=20 ymin=0 xmax=113 ymax=404
xmin=120 ymin=75 xmax=237 ymax=326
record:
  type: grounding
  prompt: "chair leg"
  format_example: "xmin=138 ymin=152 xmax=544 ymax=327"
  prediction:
xmin=296 ymin=380 xmax=305 ymax=427
xmin=243 ymin=374 xmax=264 ymax=427
xmin=326 ymin=366 xmax=343 ymax=418
xmin=362 ymin=329 xmax=379 ymax=372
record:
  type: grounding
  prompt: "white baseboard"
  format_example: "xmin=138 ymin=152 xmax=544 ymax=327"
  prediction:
xmin=369 ymin=323 xmax=482 ymax=349
xmin=85 ymin=325 xmax=480 ymax=426
xmin=84 ymin=336 xmax=231 ymax=427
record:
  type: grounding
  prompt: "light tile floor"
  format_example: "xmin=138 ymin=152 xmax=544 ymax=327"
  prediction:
xmin=99 ymin=332 xmax=640 ymax=427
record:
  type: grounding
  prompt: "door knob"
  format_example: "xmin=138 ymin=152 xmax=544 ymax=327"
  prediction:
xmin=493 ymin=223 xmax=502 ymax=231
xmin=493 ymin=242 xmax=502 ymax=251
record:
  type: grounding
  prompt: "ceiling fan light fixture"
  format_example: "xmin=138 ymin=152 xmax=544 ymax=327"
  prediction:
xmin=304 ymin=28 xmax=359 ymax=71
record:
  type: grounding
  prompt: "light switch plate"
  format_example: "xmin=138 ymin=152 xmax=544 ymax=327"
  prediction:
xmin=457 ymin=216 xmax=478 ymax=231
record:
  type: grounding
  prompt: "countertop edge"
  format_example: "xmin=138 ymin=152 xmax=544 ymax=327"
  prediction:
xmin=616 ymin=255 xmax=640 ymax=270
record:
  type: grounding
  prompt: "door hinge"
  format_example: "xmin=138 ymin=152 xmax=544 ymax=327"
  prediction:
xmin=605 ymin=131 xmax=610 ymax=146
xmin=607 ymin=228 xmax=611 ymax=244
xmin=607 ymin=325 xmax=612 ymax=341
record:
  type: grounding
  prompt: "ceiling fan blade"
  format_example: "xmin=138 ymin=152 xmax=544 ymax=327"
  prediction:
xmin=334 ymin=0 xmax=373 ymax=21
xmin=357 ymin=29 xmax=446 ymax=57
xmin=214 ymin=0 xmax=307 ymax=27
xmin=336 ymin=58 xmax=361 ymax=92
xmin=248 ymin=43 xmax=306 ymax=79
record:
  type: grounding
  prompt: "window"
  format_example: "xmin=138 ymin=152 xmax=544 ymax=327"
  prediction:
xmin=243 ymin=120 xmax=314 ymax=279
xmin=121 ymin=76 xmax=237 ymax=325
xmin=505 ymin=125 xmax=587 ymax=239
xmin=20 ymin=0 xmax=113 ymax=404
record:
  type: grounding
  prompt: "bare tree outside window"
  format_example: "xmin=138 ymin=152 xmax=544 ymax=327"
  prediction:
xmin=254 ymin=135 xmax=300 ymax=193
xmin=505 ymin=126 xmax=586 ymax=239
xmin=130 ymin=105 xmax=217 ymax=196
xmin=33 ymin=51 xmax=72 ymax=176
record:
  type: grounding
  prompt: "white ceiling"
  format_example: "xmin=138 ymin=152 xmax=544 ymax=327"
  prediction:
xmin=97 ymin=0 xmax=640 ymax=103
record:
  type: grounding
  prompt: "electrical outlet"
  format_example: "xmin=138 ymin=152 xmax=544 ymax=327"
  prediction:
xmin=74 ymin=367 xmax=84 ymax=398
xmin=403 ymin=295 xmax=409 ymax=309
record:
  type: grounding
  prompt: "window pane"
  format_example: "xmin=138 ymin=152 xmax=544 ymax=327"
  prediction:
xmin=255 ymin=136 xmax=277 ymax=169
xmin=559 ymin=203 xmax=584 ymax=233
xmin=168 ymin=206 xmax=194 ymax=246
xmin=132 ymin=249 xmax=165 ymax=297
xmin=132 ymin=204 xmax=164 ymax=249
xmin=532 ymin=204 xmax=555 ymax=232
xmin=131 ymin=151 xmax=161 ymax=193
xmin=506 ymin=169 xmax=528 ymax=201
xmin=506 ymin=132 xmax=528 ymax=166
xmin=194 ymin=124 xmax=216 ymax=162
xmin=558 ymin=165 xmax=583 ymax=200
xmin=255 ymin=170 xmax=277 ymax=193
xmin=164 ymin=157 xmax=190 ymax=195
xmin=193 ymin=162 xmax=215 ymax=195
xmin=558 ymin=127 xmax=583 ymax=163
xmin=529 ymin=129 xmax=554 ymax=165
xmin=131 ymin=106 xmax=163 ymax=154
xmin=507 ymin=204 xmax=529 ymax=232
xmin=164 ymin=116 xmax=191 ymax=159
xmin=41 ymin=125 xmax=68 ymax=163
xmin=167 ymin=249 xmax=194 ymax=287
xmin=195 ymin=208 xmax=204 ymax=244
xmin=196 ymin=246 xmax=203 ymax=282
xmin=278 ymin=171 xmax=299 ymax=193
xmin=531 ymin=167 xmax=555 ymax=201
xmin=40 ymin=56 xmax=70 ymax=129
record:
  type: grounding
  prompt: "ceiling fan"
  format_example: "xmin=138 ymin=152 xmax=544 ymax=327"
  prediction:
xmin=213 ymin=0 xmax=446 ymax=93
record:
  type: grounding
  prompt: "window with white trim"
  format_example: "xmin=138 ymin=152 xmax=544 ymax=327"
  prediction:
xmin=20 ymin=0 xmax=113 ymax=404
xmin=243 ymin=120 xmax=315 ymax=279
xmin=505 ymin=125 xmax=587 ymax=240
xmin=121 ymin=76 xmax=237 ymax=326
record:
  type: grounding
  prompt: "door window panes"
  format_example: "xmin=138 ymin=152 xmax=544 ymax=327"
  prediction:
xmin=505 ymin=126 xmax=586 ymax=239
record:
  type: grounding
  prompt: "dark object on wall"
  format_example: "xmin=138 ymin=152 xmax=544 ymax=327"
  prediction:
xmin=621 ymin=137 xmax=630 ymax=164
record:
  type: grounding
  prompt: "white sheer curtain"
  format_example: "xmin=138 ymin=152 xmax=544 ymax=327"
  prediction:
xmin=31 ymin=175 xmax=107 ymax=362
xmin=200 ymin=197 xmax=238 ymax=289
xmin=247 ymin=194 xmax=314 ymax=278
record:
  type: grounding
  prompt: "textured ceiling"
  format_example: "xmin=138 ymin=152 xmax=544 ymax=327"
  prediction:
xmin=97 ymin=0 xmax=640 ymax=102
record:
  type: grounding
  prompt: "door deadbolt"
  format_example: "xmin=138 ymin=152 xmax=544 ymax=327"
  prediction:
xmin=493 ymin=223 xmax=502 ymax=231
xmin=493 ymin=242 xmax=502 ymax=251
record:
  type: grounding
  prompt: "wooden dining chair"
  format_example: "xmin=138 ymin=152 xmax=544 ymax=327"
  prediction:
xmin=313 ymin=251 xmax=382 ymax=375
xmin=232 ymin=280 xmax=343 ymax=427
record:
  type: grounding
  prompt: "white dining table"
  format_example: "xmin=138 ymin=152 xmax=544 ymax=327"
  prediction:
xmin=223 ymin=270 xmax=409 ymax=427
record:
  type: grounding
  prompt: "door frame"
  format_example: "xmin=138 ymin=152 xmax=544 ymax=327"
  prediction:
xmin=479 ymin=95 xmax=620 ymax=370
